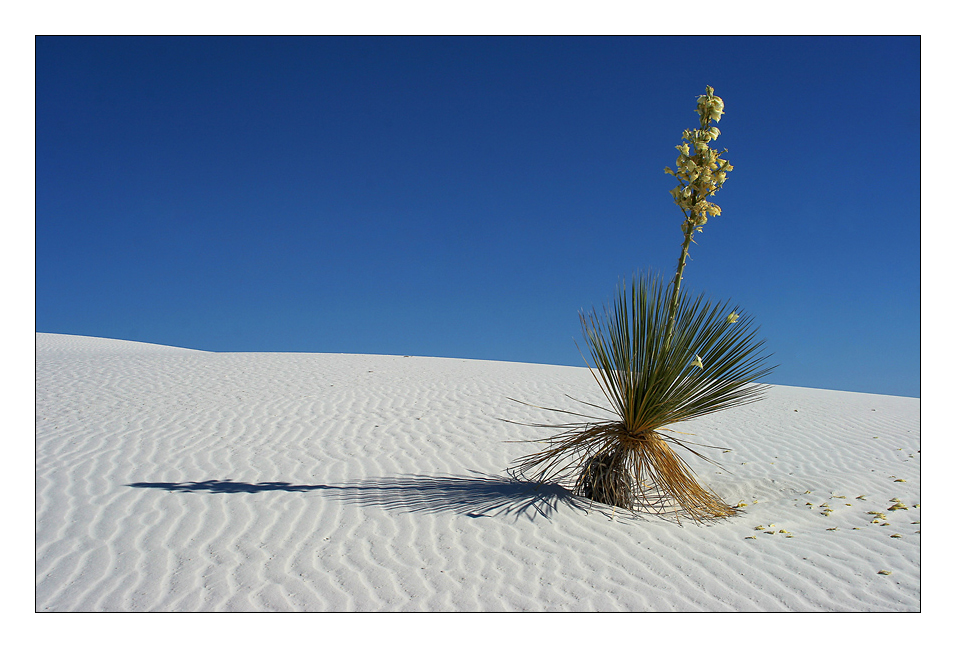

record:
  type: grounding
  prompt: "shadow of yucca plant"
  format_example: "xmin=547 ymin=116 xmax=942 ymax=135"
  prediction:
xmin=509 ymin=86 xmax=774 ymax=523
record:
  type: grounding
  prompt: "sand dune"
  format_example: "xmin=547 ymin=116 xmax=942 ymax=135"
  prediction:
xmin=35 ymin=333 xmax=920 ymax=611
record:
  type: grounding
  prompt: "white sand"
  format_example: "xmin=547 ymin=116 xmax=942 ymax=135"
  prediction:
xmin=35 ymin=333 xmax=920 ymax=611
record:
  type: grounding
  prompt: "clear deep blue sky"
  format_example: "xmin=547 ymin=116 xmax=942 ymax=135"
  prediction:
xmin=35 ymin=36 xmax=920 ymax=397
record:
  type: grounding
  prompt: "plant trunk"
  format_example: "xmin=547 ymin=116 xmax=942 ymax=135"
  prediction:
xmin=577 ymin=447 xmax=629 ymax=507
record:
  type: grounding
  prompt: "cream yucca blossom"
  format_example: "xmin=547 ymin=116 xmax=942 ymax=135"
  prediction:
xmin=696 ymin=87 xmax=724 ymax=122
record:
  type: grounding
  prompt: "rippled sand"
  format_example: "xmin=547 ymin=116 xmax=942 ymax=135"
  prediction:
xmin=35 ymin=333 xmax=920 ymax=611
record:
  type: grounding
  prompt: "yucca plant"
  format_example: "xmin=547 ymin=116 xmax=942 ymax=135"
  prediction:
xmin=509 ymin=86 xmax=774 ymax=523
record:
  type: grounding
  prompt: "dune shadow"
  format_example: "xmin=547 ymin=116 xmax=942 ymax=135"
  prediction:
xmin=127 ymin=472 xmax=588 ymax=520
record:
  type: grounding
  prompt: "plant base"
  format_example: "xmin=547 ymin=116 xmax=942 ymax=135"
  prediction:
xmin=572 ymin=430 xmax=737 ymax=523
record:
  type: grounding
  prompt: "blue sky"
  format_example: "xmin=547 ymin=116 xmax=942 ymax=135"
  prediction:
xmin=35 ymin=36 xmax=920 ymax=397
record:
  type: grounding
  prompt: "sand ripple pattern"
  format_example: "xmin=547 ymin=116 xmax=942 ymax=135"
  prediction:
xmin=36 ymin=333 xmax=920 ymax=611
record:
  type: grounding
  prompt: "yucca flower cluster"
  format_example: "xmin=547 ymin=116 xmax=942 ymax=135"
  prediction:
xmin=663 ymin=86 xmax=733 ymax=347
xmin=664 ymin=86 xmax=733 ymax=237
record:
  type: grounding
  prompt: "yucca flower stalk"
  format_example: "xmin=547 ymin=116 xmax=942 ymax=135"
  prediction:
xmin=510 ymin=87 xmax=773 ymax=523
xmin=664 ymin=85 xmax=733 ymax=349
